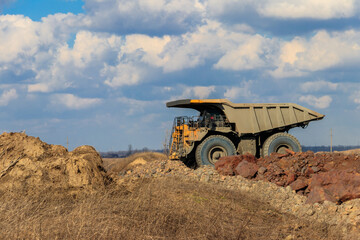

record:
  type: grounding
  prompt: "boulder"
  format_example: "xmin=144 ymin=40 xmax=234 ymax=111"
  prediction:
xmin=234 ymin=160 xmax=259 ymax=179
xmin=308 ymin=170 xmax=360 ymax=204
xmin=215 ymin=154 xmax=257 ymax=176
xmin=289 ymin=177 xmax=308 ymax=191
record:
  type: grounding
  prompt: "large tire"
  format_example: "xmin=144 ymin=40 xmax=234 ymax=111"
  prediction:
xmin=195 ymin=135 xmax=236 ymax=166
xmin=262 ymin=133 xmax=301 ymax=156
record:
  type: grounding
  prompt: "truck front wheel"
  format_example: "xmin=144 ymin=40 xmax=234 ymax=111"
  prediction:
xmin=262 ymin=133 xmax=301 ymax=156
xmin=195 ymin=135 xmax=236 ymax=166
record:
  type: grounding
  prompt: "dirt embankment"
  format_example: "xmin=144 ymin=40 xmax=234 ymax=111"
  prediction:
xmin=119 ymin=154 xmax=360 ymax=239
xmin=0 ymin=132 xmax=109 ymax=192
xmin=0 ymin=132 xmax=358 ymax=239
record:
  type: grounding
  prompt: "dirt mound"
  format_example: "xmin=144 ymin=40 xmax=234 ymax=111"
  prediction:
xmin=0 ymin=132 xmax=108 ymax=192
xmin=340 ymin=148 xmax=360 ymax=155
xmin=104 ymin=152 xmax=167 ymax=173
xmin=113 ymin=157 xmax=360 ymax=238
xmin=216 ymin=151 xmax=360 ymax=204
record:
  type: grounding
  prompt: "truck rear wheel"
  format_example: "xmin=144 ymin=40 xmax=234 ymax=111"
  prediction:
xmin=262 ymin=133 xmax=301 ymax=156
xmin=195 ymin=135 xmax=236 ymax=166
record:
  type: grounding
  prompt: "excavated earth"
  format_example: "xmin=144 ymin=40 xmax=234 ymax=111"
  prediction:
xmin=215 ymin=151 xmax=360 ymax=204
xmin=1 ymin=132 xmax=360 ymax=238
xmin=0 ymin=132 xmax=109 ymax=192
xmin=118 ymin=153 xmax=360 ymax=239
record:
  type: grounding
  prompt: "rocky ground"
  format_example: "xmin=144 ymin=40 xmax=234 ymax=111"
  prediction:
xmin=0 ymin=132 xmax=359 ymax=239
xmin=215 ymin=151 xmax=360 ymax=204
xmin=114 ymin=157 xmax=360 ymax=239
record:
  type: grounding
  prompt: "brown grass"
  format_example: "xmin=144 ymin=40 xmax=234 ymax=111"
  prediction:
xmin=103 ymin=152 xmax=167 ymax=173
xmin=0 ymin=176 xmax=341 ymax=240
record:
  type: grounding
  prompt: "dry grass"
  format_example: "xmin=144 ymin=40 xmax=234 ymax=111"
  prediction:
xmin=0 ymin=176 xmax=341 ymax=240
xmin=103 ymin=152 xmax=167 ymax=173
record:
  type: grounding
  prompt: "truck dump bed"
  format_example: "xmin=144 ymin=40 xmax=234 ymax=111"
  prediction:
xmin=166 ymin=99 xmax=325 ymax=135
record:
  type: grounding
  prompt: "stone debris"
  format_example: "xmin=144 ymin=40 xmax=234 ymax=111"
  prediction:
xmin=1 ymin=132 xmax=360 ymax=238
xmin=216 ymin=151 xmax=360 ymax=205
xmin=119 ymin=156 xmax=360 ymax=238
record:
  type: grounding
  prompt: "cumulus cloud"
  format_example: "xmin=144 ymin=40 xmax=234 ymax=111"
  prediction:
xmin=224 ymin=81 xmax=255 ymax=101
xmin=207 ymin=0 xmax=358 ymax=20
xmin=58 ymin=31 xmax=121 ymax=68
xmin=102 ymin=63 xmax=143 ymax=88
xmin=0 ymin=89 xmax=17 ymax=106
xmin=271 ymin=30 xmax=360 ymax=78
xmin=299 ymin=95 xmax=332 ymax=109
xmin=351 ymin=91 xmax=360 ymax=105
xmin=82 ymin=0 xmax=205 ymax=34
xmin=177 ymin=86 xmax=216 ymax=99
xmin=0 ymin=15 xmax=48 ymax=63
xmin=214 ymin=34 xmax=271 ymax=70
xmin=27 ymin=31 xmax=123 ymax=92
xmin=149 ymin=20 xmax=276 ymax=73
xmin=123 ymin=34 xmax=171 ymax=67
xmin=51 ymin=94 xmax=102 ymax=110
xmin=301 ymin=80 xmax=338 ymax=92
xmin=117 ymin=97 xmax=161 ymax=116
xmin=259 ymin=0 xmax=356 ymax=19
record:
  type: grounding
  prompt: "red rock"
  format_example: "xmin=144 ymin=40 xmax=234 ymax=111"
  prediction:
xmin=276 ymin=158 xmax=294 ymax=170
xmin=285 ymin=148 xmax=295 ymax=155
xmin=308 ymin=170 xmax=360 ymax=203
xmin=306 ymin=186 xmax=337 ymax=204
xmin=234 ymin=160 xmax=259 ymax=179
xmin=214 ymin=158 xmax=239 ymax=176
xmin=286 ymin=172 xmax=296 ymax=185
xmin=216 ymin=154 xmax=257 ymax=176
xmin=275 ymin=181 xmax=285 ymax=186
xmin=304 ymin=167 xmax=314 ymax=177
xmin=289 ymin=178 xmax=308 ymax=191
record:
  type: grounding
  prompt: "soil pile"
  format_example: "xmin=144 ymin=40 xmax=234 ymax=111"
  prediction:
xmin=0 ymin=132 xmax=108 ymax=192
xmin=104 ymin=152 xmax=168 ymax=174
xmin=114 ymin=157 xmax=360 ymax=238
xmin=216 ymin=151 xmax=360 ymax=204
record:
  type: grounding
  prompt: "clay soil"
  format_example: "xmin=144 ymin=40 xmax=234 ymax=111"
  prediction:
xmin=0 ymin=132 xmax=353 ymax=239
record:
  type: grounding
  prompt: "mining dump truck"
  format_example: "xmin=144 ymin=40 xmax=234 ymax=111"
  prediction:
xmin=167 ymin=99 xmax=324 ymax=167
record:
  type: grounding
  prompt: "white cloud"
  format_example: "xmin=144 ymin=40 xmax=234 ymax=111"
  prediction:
xmin=191 ymin=86 xmax=216 ymax=99
xmin=27 ymin=83 xmax=51 ymax=93
xmin=82 ymin=0 xmax=205 ymax=34
xmin=299 ymin=95 xmax=332 ymax=109
xmin=0 ymin=89 xmax=17 ymax=106
xmin=123 ymin=34 xmax=171 ymax=67
xmin=153 ymin=20 xmax=270 ymax=73
xmin=214 ymin=34 xmax=270 ymax=70
xmin=102 ymin=63 xmax=143 ymax=88
xmin=117 ymin=97 xmax=161 ymax=116
xmin=0 ymin=15 xmax=45 ymax=63
xmin=173 ymin=86 xmax=216 ymax=100
xmin=351 ymin=91 xmax=360 ymax=105
xmin=207 ymin=0 xmax=357 ymax=20
xmin=271 ymin=30 xmax=360 ymax=78
xmin=28 ymin=31 xmax=123 ymax=92
xmin=259 ymin=0 xmax=356 ymax=19
xmin=301 ymin=80 xmax=338 ymax=92
xmin=224 ymin=81 xmax=255 ymax=101
xmin=51 ymin=94 xmax=102 ymax=110
xmin=58 ymin=31 xmax=121 ymax=68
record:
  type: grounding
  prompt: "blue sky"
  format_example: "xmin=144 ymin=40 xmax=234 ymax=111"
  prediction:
xmin=1 ymin=0 xmax=360 ymax=151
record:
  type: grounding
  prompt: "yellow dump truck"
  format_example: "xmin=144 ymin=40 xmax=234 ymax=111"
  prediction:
xmin=167 ymin=99 xmax=324 ymax=167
